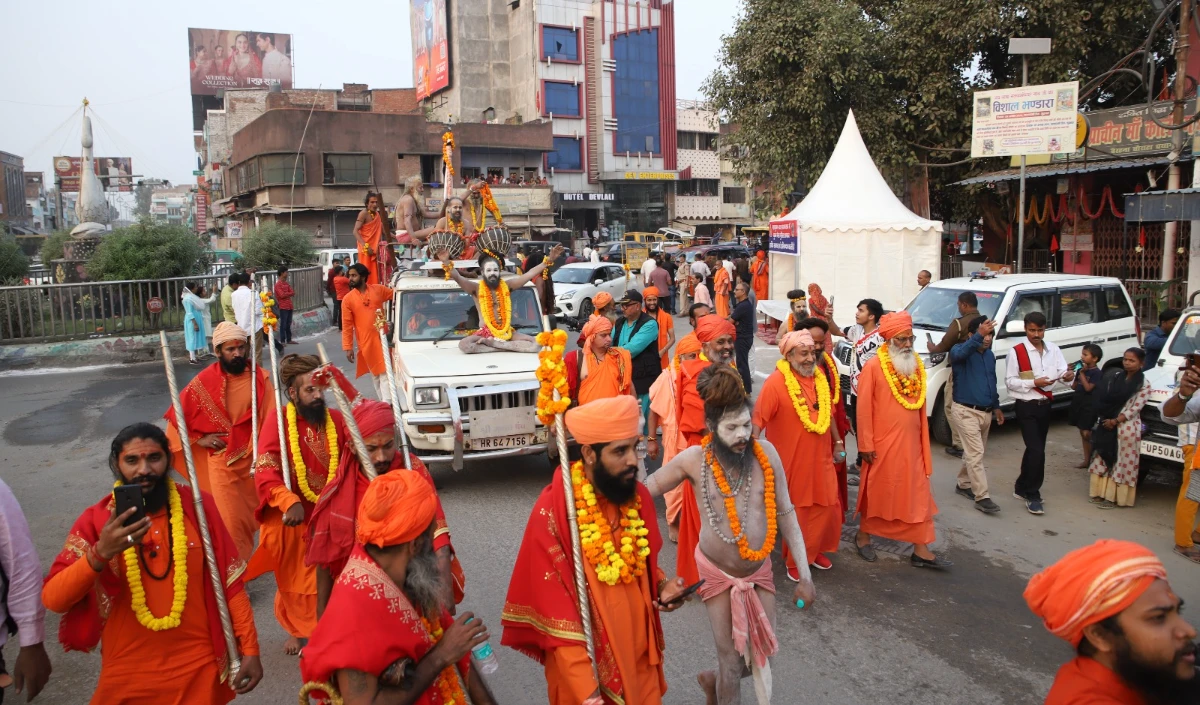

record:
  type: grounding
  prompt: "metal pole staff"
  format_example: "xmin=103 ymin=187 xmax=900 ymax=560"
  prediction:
xmin=316 ymin=342 xmax=377 ymax=480
xmin=159 ymin=332 xmax=243 ymax=685
xmin=249 ymin=278 xmax=259 ymax=470
xmin=264 ymin=277 xmax=293 ymax=492
xmin=375 ymin=310 xmax=412 ymax=471
xmin=1016 ymin=54 xmax=1028 ymax=274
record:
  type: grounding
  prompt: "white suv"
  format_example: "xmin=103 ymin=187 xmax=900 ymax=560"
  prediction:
xmin=552 ymin=262 xmax=640 ymax=325
xmin=834 ymin=273 xmax=1140 ymax=445
xmin=1139 ymin=303 xmax=1200 ymax=475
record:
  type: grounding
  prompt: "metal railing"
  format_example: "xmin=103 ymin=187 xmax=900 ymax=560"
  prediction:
xmin=0 ymin=266 xmax=324 ymax=344
xmin=1124 ymin=278 xmax=1186 ymax=328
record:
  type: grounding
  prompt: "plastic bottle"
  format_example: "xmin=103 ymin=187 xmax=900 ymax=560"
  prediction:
xmin=465 ymin=616 xmax=499 ymax=674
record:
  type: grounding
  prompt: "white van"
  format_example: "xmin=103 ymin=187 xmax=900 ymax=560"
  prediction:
xmin=834 ymin=273 xmax=1140 ymax=445
xmin=317 ymin=248 xmax=358 ymax=280
xmin=1138 ymin=302 xmax=1200 ymax=475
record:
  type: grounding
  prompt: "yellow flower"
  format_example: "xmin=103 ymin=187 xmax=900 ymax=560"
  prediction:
xmin=776 ymin=360 xmax=832 ymax=434
xmin=118 ymin=478 xmax=188 ymax=631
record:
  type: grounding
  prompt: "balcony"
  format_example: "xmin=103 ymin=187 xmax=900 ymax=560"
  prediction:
xmin=675 ymin=195 xmax=720 ymax=220
xmin=676 ymin=149 xmax=720 ymax=179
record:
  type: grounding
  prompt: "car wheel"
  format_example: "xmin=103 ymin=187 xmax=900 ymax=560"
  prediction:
xmin=930 ymin=390 xmax=953 ymax=446
xmin=578 ymin=297 xmax=594 ymax=321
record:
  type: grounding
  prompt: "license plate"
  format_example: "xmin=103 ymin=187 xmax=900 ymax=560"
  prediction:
xmin=469 ymin=408 xmax=535 ymax=438
xmin=1141 ymin=440 xmax=1184 ymax=462
xmin=472 ymin=434 xmax=533 ymax=450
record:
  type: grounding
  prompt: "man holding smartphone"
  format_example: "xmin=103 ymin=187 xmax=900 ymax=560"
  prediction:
xmin=1160 ymin=355 xmax=1200 ymax=563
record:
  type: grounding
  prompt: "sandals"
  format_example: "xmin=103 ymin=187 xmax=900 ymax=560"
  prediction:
xmin=856 ymin=542 xmax=877 ymax=562
xmin=1175 ymin=545 xmax=1200 ymax=564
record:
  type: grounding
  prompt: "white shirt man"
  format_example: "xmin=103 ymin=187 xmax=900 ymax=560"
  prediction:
xmin=690 ymin=258 xmax=710 ymax=279
xmin=642 ymin=256 xmax=657 ymax=286
xmin=0 ymin=477 xmax=49 ymax=699
xmin=231 ymin=284 xmax=262 ymax=339
xmin=583 ymin=245 xmax=593 ymax=261
xmin=261 ymin=48 xmax=290 ymax=83
xmin=590 ymin=248 xmax=600 ymax=263
xmin=1004 ymin=339 xmax=1069 ymax=401
xmin=722 ymin=257 xmax=735 ymax=280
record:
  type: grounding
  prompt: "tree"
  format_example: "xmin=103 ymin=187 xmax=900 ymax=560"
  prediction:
xmin=134 ymin=181 xmax=153 ymax=218
xmin=86 ymin=220 xmax=209 ymax=281
xmin=0 ymin=237 xmax=30 ymax=283
xmin=239 ymin=222 xmax=316 ymax=270
xmin=39 ymin=229 xmax=74 ymax=263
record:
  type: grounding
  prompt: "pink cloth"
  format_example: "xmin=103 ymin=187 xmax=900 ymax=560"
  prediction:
xmin=694 ymin=546 xmax=778 ymax=669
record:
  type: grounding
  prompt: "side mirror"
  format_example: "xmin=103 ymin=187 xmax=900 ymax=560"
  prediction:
xmin=594 ymin=279 xmax=604 ymax=286
xmin=1004 ymin=320 xmax=1026 ymax=336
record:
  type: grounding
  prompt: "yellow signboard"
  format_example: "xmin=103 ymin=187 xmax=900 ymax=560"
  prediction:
xmin=623 ymin=171 xmax=677 ymax=180
xmin=625 ymin=244 xmax=650 ymax=271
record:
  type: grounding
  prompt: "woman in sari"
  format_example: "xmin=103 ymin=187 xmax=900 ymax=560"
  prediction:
xmin=181 ymin=282 xmax=217 ymax=365
xmin=1087 ymin=347 xmax=1151 ymax=508
xmin=226 ymin=33 xmax=262 ymax=84
xmin=807 ymin=282 xmax=833 ymax=353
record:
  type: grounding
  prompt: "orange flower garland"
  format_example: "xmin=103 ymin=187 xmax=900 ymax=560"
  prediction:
xmin=420 ymin=615 xmax=468 ymax=705
xmin=442 ymin=132 xmax=456 ymax=181
xmin=876 ymin=345 xmax=927 ymax=410
xmin=259 ymin=290 xmax=277 ymax=331
xmin=480 ymin=183 xmax=503 ymax=225
xmin=535 ymin=329 xmax=570 ymax=424
xmin=703 ymin=435 xmax=777 ymax=562
xmin=476 ymin=279 xmax=513 ymax=340
xmin=571 ymin=460 xmax=649 ymax=585
xmin=823 ymin=352 xmax=840 ymax=405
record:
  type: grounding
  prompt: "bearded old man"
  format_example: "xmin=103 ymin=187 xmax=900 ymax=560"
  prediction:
xmin=164 ymin=321 xmax=273 ymax=562
xmin=753 ymin=330 xmax=845 ymax=576
xmin=649 ymin=365 xmax=816 ymax=705
xmin=1025 ymin=539 xmax=1197 ymax=704
xmin=301 ymin=471 xmax=498 ymax=705
xmin=353 ymin=191 xmax=394 ymax=286
xmin=435 ymin=244 xmax=563 ymax=354
xmin=307 ymin=400 xmax=464 ymax=616
xmin=647 ymin=332 xmax=702 ymax=541
xmin=854 ymin=311 xmax=951 ymax=568
xmin=502 ymin=396 xmax=685 ymax=705
xmin=245 ymin=354 xmax=347 ymax=655
xmin=43 ymin=424 xmax=262 ymax=704
xmin=565 ymin=315 xmax=634 ymax=405
xmin=434 ymin=196 xmax=478 ymax=258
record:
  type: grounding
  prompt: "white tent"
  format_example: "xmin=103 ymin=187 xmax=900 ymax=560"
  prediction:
xmin=765 ymin=110 xmax=942 ymax=320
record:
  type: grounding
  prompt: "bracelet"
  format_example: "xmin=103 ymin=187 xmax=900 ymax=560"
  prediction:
xmin=778 ymin=505 xmax=797 ymax=517
xmin=1180 ymin=391 xmax=1194 ymax=402
xmin=87 ymin=545 xmax=107 ymax=572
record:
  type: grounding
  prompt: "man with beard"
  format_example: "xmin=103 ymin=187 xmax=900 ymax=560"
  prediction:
xmin=1025 ymin=539 xmax=1197 ymax=704
xmin=753 ymin=330 xmax=844 ymax=576
xmin=165 ymin=321 xmax=273 ymax=561
xmin=302 ymin=471 xmax=497 ymax=705
xmin=854 ymin=312 xmax=951 ymax=568
xmin=828 ymin=298 xmax=885 ymax=481
xmin=43 ymin=424 xmax=262 ymax=704
xmin=613 ymin=289 xmax=661 ymax=430
xmin=503 ymin=396 xmax=684 ymax=705
xmin=395 ymin=175 xmax=436 ymax=248
xmin=246 ymin=354 xmax=348 ymax=655
xmin=307 ymin=400 xmax=463 ymax=617
xmin=341 ymin=262 xmax=395 ymax=402
xmin=642 ymin=286 xmax=675 ymax=370
xmin=646 ymin=333 xmax=701 ymax=541
xmin=434 ymin=196 xmax=478 ymax=258
xmin=647 ymin=365 xmax=816 ymax=705
xmin=434 ymin=245 xmax=563 ymax=354
xmin=354 ymin=191 xmax=394 ymax=286
xmin=712 ymin=257 xmax=731 ymax=318
xmin=565 ymin=314 xmax=633 ymax=405
xmin=798 ymin=317 xmax=851 ymax=513
xmin=779 ymin=290 xmax=807 ymax=334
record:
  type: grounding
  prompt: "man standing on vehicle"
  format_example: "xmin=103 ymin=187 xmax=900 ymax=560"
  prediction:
xmin=925 ymin=291 xmax=982 ymax=459
xmin=1143 ymin=308 xmax=1181 ymax=370
xmin=948 ymin=316 xmax=1003 ymax=514
xmin=1007 ymin=311 xmax=1073 ymax=515
xmin=614 ymin=290 xmax=662 ymax=431
xmin=1159 ymin=361 xmax=1200 ymax=563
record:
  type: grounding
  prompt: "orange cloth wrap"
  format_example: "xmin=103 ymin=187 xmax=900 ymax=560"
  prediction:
xmin=592 ymin=291 xmax=613 ymax=310
xmin=877 ymin=311 xmax=913 ymax=340
xmin=355 ymin=470 xmax=440 ymax=548
xmin=676 ymin=333 xmax=701 ymax=357
xmin=777 ymin=330 xmax=814 ymax=357
xmin=212 ymin=320 xmax=247 ymax=349
xmin=695 ymin=315 xmax=735 ymax=343
xmin=643 ymin=286 xmax=660 ymax=298
xmin=565 ymin=395 xmax=641 ymax=445
xmin=582 ymin=315 xmax=613 ymax=344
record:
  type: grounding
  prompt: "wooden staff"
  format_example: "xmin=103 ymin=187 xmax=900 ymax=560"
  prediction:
xmin=159 ymin=331 xmax=243 ymax=686
xmin=249 ymin=278 xmax=259 ymax=472
xmin=263 ymin=277 xmax=292 ymax=492
xmin=316 ymin=342 xmax=377 ymax=480
xmin=375 ymin=310 xmax=412 ymax=471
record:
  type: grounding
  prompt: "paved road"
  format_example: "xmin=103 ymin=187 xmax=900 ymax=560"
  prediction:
xmin=1 ymin=318 xmax=1196 ymax=704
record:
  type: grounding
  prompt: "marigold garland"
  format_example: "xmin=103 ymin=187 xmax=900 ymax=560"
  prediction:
xmin=703 ymin=436 xmax=777 ymax=562
xmin=776 ymin=360 xmax=831 ymax=434
xmin=823 ymin=353 xmax=840 ymax=405
xmin=419 ymin=615 xmax=468 ymax=705
xmin=259 ymin=290 xmax=278 ymax=331
xmin=116 ymin=478 xmax=188 ymax=631
xmin=441 ymin=262 xmax=453 ymax=281
xmin=286 ymin=403 xmax=340 ymax=504
xmin=442 ymin=132 xmax=456 ymax=181
xmin=571 ymin=461 xmax=649 ymax=586
xmin=535 ymin=329 xmax=570 ymax=424
xmin=876 ymin=344 xmax=927 ymax=410
xmin=476 ymin=279 xmax=513 ymax=340
xmin=446 ymin=218 xmax=465 ymax=237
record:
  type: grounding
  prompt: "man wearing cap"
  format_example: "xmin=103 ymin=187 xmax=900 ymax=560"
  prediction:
xmin=164 ymin=321 xmax=274 ymax=561
xmin=642 ymin=286 xmax=675 ymax=370
xmin=613 ymin=289 xmax=662 ymax=430
xmin=780 ymin=290 xmax=808 ymax=334
xmin=754 ymin=329 xmax=844 ymax=577
xmin=502 ymin=396 xmax=684 ymax=705
xmin=307 ymin=400 xmax=463 ymax=617
xmin=1024 ymin=539 xmax=1196 ymax=704
xmin=302 ymin=471 xmax=497 ymax=704
xmin=854 ymin=312 xmax=951 ymax=569
xmin=566 ymin=315 xmax=634 ymax=407
xmin=646 ymin=333 xmax=701 ymax=541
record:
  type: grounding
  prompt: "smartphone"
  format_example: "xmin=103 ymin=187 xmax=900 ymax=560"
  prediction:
xmin=112 ymin=484 xmax=147 ymax=527
xmin=1187 ymin=353 xmax=1199 ymax=371
xmin=664 ymin=579 xmax=706 ymax=605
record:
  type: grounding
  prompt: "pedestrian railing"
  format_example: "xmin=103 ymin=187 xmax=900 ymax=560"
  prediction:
xmin=0 ymin=266 xmax=324 ymax=344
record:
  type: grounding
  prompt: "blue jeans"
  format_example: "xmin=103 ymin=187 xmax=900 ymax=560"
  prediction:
xmin=278 ymin=308 xmax=294 ymax=343
xmin=666 ymin=285 xmax=677 ymax=314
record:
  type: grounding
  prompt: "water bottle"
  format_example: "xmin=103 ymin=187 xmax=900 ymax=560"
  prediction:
xmin=465 ymin=616 xmax=499 ymax=674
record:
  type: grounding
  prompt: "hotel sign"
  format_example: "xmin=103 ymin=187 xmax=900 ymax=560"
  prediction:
xmin=560 ymin=193 xmax=615 ymax=201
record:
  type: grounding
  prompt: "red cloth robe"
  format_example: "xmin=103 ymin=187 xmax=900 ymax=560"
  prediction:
xmin=165 ymin=362 xmax=272 ymax=473
xmin=673 ymin=358 xmax=713 ymax=585
xmin=1044 ymin=657 xmax=1147 ymax=705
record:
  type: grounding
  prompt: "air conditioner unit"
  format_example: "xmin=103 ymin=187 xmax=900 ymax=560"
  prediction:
xmin=603 ymin=118 xmax=618 ymax=131
xmin=602 ymin=59 xmax=617 ymax=72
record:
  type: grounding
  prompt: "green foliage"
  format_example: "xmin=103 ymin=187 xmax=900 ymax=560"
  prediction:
xmin=86 ymin=220 xmax=209 ymax=281
xmin=239 ymin=222 xmax=316 ymax=270
xmin=39 ymin=229 xmax=74 ymax=262
xmin=0 ymin=238 xmax=30 ymax=282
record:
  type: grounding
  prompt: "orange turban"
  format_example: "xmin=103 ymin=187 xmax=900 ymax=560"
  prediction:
xmin=355 ymin=469 xmax=439 ymax=548
xmin=593 ymin=291 xmax=614 ymax=310
xmin=565 ymin=395 xmax=641 ymax=445
xmin=1023 ymin=539 xmax=1168 ymax=646
xmin=643 ymin=286 xmax=660 ymax=299
xmin=778 ymin=330 xmax=814 ymax=357
xmin=353 ymin=400 xmax=395 ymax=439
xmin=695 ymin=315 xmax=736 ymax=343
xmin=676 ymin=333 xmax=701 ymax=357
xmin=212 ymin=321 xmax=247 ymax=350
xmin=877 ymin=311 xmax=913 ymax=340
xmin=581 ymin=315 xmax=613 ymax=345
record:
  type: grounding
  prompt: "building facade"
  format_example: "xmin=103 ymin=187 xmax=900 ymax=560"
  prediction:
xmin=23 ymin=172 xmax=55 ymax=233
xmin=150 ymin=186 xmax=197 ymax=230
xmin=0 ymin=151 xmax=27 ymax=233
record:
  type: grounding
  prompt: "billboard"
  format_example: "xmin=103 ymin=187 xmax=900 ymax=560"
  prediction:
xmin=970 ymin=81 xmax=1079 ymax=158
xmin=187 ymin=28 xmax=293 ymax=95
xmin=53 ymin=156 xmax=133 ymax=192
xmin=410 ymin=0 xmax=450 ymax=100
xmin=1052 ymin=98 xmax=1198 ymax=162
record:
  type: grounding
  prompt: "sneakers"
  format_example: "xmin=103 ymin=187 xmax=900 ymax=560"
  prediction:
xmin=786 ymin=565 xmax=801 ymax=582
xmin=944 ymin=446 xmax=964 ymax=458
xmin=810 ymin=554 xmax=833 ymax=571
xmin=954 ymin=485 xmax=974 ymax=501
xmin=1026 ymin=499 xmax=1045 ymax=515
xmin=975 ymin=498 xmax=1001 ymax=514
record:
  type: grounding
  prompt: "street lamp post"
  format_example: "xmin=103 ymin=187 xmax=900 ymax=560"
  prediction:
xmin=1008 ymin=37 xmax=1052 ymax=274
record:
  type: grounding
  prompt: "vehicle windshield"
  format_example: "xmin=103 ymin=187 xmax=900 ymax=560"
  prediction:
xmin=552 ymin=268 xmax=595 ymax=284
xmin=1169 ymin=313 xmax=1200 ymax=356
xmin=904 ymin=287 xmax=1003 ymax=331
xmin=399 ymin=286 xmax=542 ymax=341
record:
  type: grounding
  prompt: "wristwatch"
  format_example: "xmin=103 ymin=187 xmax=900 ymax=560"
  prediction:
xmin=1179 ymin=391 xmax=1194 ymax=402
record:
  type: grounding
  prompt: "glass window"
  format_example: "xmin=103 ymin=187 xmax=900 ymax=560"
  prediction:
xmin=542 ymin=26 xmax=579 ymax=61
xmin=677 ymin=131 xmax=697 ymax=150
xmin=1104 ymin=287 xmax=1133 ymax=320
xmin=399 ymin=288 xmax=542 ymax=341
xmin=1169 ymin=312 xmax=1200 ymax=356
xmin=723 ymin=187 xmax=746 ymax=203
xmin=243 ymin=159 xmax=260 ymax=190
xmin=1005 ymin=292 xmax=1056 ymax=330
xmin=260 ymin=154 xmax=305 ymax=185
xmin=613 ymin=30 xmax=661 ymax=154
xmin=699 ymin=133 xmax=718 ymax=150
xmin=547 ymin=137 xmax=583 ymax=172
xmin=905 ymin=288 xmax=1003 ymax=331
xmin=1059 ymin=289 xmax=1098 ymax=327
xmin=552 ymin=267 xmax=594 ymax=284
xmin=461 ymin=166 xmax=481 ymax=180
xmin=322 ymin=154 xmax=371 ymax=185
xmin=544 ymin=82 xmax=581 ymax=117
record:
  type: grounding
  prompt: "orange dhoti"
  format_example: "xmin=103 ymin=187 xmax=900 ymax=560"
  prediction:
xmin=672 ymin=358 xmax=715 ymax=585
xmin=358 ymin=213 xmax=385 ymax=286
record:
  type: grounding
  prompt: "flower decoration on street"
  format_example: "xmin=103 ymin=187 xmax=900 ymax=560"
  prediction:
xmin=287 ymin=403 xmax=340 ymax=504
xmin=117 ymin=478 xmax=188 ymax=631
xmin=703 ymin=436 xmax=777 ymax=562
xmin=777 ymin=359 xmax=831 ymax=434
xmin=477 ymin=280 xmax=513 ymax=340
xmin=535 ymin=329 xmax=570 ymax=424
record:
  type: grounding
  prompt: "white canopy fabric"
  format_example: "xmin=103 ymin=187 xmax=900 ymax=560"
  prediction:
xmin=767 ymin=110 xmax=943 ymax=315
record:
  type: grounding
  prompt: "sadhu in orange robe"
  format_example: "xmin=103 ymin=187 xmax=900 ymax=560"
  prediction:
xmin=502 ymin=471 xmax=667 ymax=705
xmin=565 ymin=346 xmax=634 ymax=406
xmin=42 ymin=485 xmax=258 ymax=705
xmin=751 ymin=252 xmax=769 ymax=302
xmin=1044 ymin=657 xmax=1149 ymax=705
xmin=165 ymin=361 xmax=274 ymax=562
xmin=855 ymin=355 xmax=938 ymax=544
xmin=649 ymin=359 xmax=689 ymax=526
xmin=341 ymin=283 xmax=394 ymax=380
xmin=245 ymin=407 xmax=347 ymax=640
xmin=712 ymin=267 xmax=731 ymax=318
xmin=753 ymin=364 xmax=844 ymax=570
xmin=357 ymin=209 xmax=393 ymax=286
xmin=672 ymin=357 xmax=713 ymax=585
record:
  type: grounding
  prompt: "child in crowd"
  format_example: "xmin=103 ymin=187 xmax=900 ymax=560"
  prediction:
xmin=1069 ymin=343 xmax=1104 ymax=467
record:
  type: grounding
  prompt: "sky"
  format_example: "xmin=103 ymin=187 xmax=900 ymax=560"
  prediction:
xmin=0 ymin=0 xmax=738 ymax=187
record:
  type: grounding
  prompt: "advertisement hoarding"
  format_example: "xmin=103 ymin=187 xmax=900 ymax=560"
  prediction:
xmin=768 ymin=220 xmax=798 ymax=256
xmin=195 ymin=191 xmax=209 ymax=233
xmin=1052 ymin=98 xmax=1198 ymax=162
xmin=970 ymin=81 xmax=1079 ymax=158
xmin=410 ymin=0 xmax=450 ymax=101
xmin=225 ymin=221 xmax=243 ymax=239
xmin=187 ymin=28 xmax=293 ymax=96
xmin=54 ymin=156 xmax=133 ymax=193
